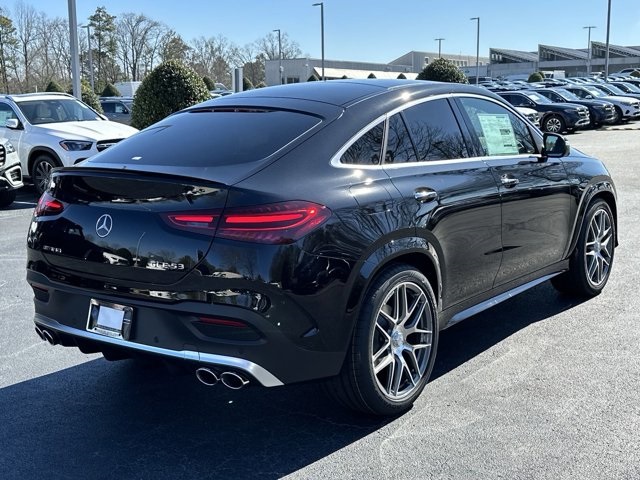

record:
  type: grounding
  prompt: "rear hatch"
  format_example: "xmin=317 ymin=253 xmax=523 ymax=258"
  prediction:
xmin=32 ymin=169 xmax=227 ymax=285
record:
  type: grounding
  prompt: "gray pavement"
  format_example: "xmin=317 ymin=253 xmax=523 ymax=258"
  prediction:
xmin=0 ymin=128 xmax=639 ymax=479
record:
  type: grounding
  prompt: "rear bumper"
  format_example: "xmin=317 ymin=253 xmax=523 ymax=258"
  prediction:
xmin=34 ymin=313 xmax=284 ymax=387
xmin=26 ymin=268 xmax=347 ymax=386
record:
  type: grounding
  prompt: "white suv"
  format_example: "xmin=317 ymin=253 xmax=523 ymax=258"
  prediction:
xmin=0 ymin=93 xmax=138 ymax=194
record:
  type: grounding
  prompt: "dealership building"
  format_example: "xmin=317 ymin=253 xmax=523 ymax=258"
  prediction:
xmin=265 ymin=42 xmax=640 ymax=85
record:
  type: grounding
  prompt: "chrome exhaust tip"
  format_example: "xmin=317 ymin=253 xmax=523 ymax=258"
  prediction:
xmin=34 ymin=326 xmax=45 ymax=341
xmin=220 ymin=371 xmax=249 ymax=390
xmin=195 ymin=367 xmax=219 ymax=386
xmin=42 ymin=329 xmax=58 ymax=346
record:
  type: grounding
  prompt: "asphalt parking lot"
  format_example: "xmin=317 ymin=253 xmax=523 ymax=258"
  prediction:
xmin=1 ymin=127 xmax=639 ymax=479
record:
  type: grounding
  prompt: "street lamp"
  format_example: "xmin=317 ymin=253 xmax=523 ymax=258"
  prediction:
xmin=604 ymin=0 xmax=612 ymax=78
xmin=79 ymin=24 xmax=94 ymax=92
xmin=312 ymin=2 xmax=325 ymax=81
xmin=435 ymin=38 xmax=445 ymax=58
xmin=67 ymin=0 xmax=81 ymax=99
xmin=273 ymin=29 xmax=282 ymax=84
xmin=470 ymin=17 xmax=480 ymax=85
xmin=584 ymin=26 xmax=596 ymax=75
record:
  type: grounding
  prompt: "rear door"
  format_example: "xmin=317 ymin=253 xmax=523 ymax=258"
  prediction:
xmin=382 ymin=97 xmax=503 ymax=308
xmin=455 ymin=96 xmax=572 ymax=287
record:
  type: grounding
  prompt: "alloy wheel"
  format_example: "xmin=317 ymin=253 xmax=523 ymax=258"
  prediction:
xmin=585 ymin=208 xmax=613 ymax=288
xmin=371 ymin=281 xmax=434 ymax=400
xmin=34 ymin=159 xmax=54 ymax=194
xmin=545 ymin=116 xmax=563 ymax=133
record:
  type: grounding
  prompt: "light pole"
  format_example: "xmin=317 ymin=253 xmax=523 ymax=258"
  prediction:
xmin=312 ymin=2 xmax=325 ymax=81
xmin=584 ymin=26 xmax=596 ymax=75
xmin=80 ymin=24 xmax=94 ymax=92
xmin=604 ymin=0 xmax=612 ymax=79
xmin=67 ymin=0 xmax=81 ymax=99
xmin=273 ymin=29 xmax=282 ymax=84
xmin=470 ymin=17 xmax=480 ymax=85
xmin=435 ymin=38 xmax=445 ymax=58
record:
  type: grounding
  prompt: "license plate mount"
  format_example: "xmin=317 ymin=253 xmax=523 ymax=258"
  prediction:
xmin=86 ymin=299 xmax=133 ymax=340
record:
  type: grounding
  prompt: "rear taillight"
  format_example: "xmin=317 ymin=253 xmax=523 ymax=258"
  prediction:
xmin=34 ymin=193 xmax=64 ymax=216
xmin=162 ymin=201 xmax=331 ymax=244
xmin=217 ymin=201 xmax=331 ymax=244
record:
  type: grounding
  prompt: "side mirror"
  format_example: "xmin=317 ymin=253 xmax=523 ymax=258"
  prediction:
xmin=542 ymin=132 xmax=570 ymax=158
xmin=5 ymin=118 xmax=21 ymax=129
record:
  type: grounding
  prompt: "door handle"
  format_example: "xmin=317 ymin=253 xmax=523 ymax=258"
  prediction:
xmin=500 ymin=175 xmax=519 ymax=188
xmin=414 ymin=188 xmax=438 ymax=203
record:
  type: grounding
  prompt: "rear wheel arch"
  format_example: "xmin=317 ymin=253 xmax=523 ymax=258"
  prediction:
xmin=347 ymin=242 xmax=443 ymax=318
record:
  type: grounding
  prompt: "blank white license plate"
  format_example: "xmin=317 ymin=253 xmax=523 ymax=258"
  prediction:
xmin=86 ymin=299 xmax=133 ymax=340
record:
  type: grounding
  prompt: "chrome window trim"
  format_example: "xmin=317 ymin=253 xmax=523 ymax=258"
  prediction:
xmin=34 ymin=314 xmax=284 ymax=387
xmin=330 ymin=92 xmax=542 ymax=171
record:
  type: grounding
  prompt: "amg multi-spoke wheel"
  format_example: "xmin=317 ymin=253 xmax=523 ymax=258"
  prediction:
xmin=543 ymin=114 xmax=565 ymax=134
xmin=552 ymin=199 xmax=615 ymax=296
xmin=372 ymin=281 xmax=433 ymax=401
xmin=326 ymin=264 xmax=438 ymax=415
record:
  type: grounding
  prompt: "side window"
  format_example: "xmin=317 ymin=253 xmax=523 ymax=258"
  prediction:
xmin=0 ymin=103 xmax=18 ymax=124
xmin=459 ymin=97 xmax=536 ymax=156
xmin=340 ymin=122 xmax=384 ymax=165
xmin=115 ymin=103 xmax=127 ymax=114
xmin=385 ymin=114 xmax=417 ymax=164
xmin=101 ymin=102 xmax=114 ymax=113
xmin=401 ymin=99 xmax=468 ymax=161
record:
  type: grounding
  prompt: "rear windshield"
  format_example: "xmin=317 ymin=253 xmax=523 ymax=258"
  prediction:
xmin=87 ymin=108 xmax=321 ymax=167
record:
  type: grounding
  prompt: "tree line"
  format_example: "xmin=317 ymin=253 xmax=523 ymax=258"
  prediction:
xmin=0 ymin=2 xmax=303 ymax=94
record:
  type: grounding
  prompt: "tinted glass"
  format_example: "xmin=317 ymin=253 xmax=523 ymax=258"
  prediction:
xmin=459 ymin=97 xmax=536 ymax=156
xmin=385 ymin=114 xmax=417 ymax=164
xmin=341 ymin=122 xmax=384 ymax=165
xmin=402 ymin=99 xmax=468 ymax=161
xmin=101 ymin=102 xmax=114 ymax=113
xmin=89 ymin=109 xmax=321 ymax=167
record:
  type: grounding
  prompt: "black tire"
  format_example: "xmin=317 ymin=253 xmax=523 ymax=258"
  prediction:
xmin=612 ymin=106 xmax=623 ymax=125
xmin=542 ymin=114 xmax=565 ymax=133
xmin=552 ymin=199 xmax=615 ymax=297
xmin=32 ymin=154 xmax=58 ymax=196
xmin=0 ymin=189 xmax=17 ymax=208
xmin=325 ymin=264 xmax=438 ymax=416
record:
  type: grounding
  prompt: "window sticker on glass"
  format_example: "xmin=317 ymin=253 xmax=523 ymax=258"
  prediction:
xmin=477 ymin=114 xmax=518 ymax=156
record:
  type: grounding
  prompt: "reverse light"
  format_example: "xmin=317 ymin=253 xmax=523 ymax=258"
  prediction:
xmin=59 ymin=140 xmax=92 ymax=151
xmin=34 ymin=192 xmax=64 ymax=216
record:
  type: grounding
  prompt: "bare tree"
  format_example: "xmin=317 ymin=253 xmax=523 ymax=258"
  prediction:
xmin=256 ymin=31 xmax=302 ymax=61
xmin=189 ymin=34 xmax=234 ymax=86
xmin=13 ymin=1 xmax=41 ymax=92
xmin=232 ymin=43 xmax=265 ymax=86
xmin=116 ymin=13 xmax=160 ymax=81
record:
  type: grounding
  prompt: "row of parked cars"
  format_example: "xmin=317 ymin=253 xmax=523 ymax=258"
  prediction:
xmin=2 ymin=73 xmax=639 ymax=208
xmin=478 ymin=74 xmax=640 ymax=133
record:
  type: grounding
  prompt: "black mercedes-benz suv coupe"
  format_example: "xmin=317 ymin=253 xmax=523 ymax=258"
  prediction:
xmin=27 ymin=80 xmax=617 ymax=415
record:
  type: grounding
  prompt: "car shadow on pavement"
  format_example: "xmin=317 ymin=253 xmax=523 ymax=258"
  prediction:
xmin=0 ymin=282 xmax=586 ymax=480
xmin=432 ymin=281 xmax=587 ymax=381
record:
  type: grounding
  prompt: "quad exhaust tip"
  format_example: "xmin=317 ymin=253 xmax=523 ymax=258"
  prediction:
xmin=195 ymin=368 xmax=249 ymax=389
xmin=35 ymin=326 xmax=58 ymax=346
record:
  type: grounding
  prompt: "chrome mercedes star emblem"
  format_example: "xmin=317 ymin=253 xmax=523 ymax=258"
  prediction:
xmin=96 ymin=214 xmax=113 ymax=238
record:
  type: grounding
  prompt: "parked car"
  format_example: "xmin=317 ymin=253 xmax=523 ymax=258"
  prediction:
xmin=562 ymin=85 xmax=640 ymax=123
xmin=27 ymin=80 xmax=617 ymax=415
xmin=608 ymin=81 xmax=640 ymax=96
xmin=515 ymin=106 xmax=540 ymax=127
xmin=532 ymin=88 xmax=617 ymax=127
xmin=587 ymin=83 xmax=640 ymax=102
xmin=497 ymin=91 xmax=590 ymax=133
xmin=99 ymin=97 xmax=134 ymax=125
xmin=0 ymin=92 xmax=138 ymax=195
xmin=0 ymin=137 xmax=23 ymax=207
